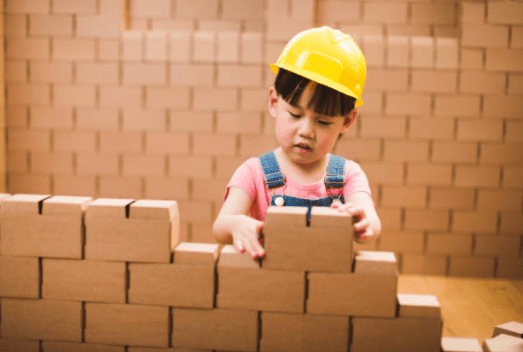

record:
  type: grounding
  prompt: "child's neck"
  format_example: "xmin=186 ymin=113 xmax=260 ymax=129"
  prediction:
xmin=274 ymin=147 xmax=329 ymax=185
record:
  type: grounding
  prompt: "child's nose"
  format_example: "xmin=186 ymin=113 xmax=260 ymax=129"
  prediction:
xmin=298 ymin=118 xmax=315 ymax=138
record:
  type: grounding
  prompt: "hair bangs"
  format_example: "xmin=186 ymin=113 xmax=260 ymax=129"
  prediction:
xmin=274 ymin=68 xmax=356 ymax=117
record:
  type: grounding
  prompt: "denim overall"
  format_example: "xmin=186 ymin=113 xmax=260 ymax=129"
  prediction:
xmin=259 ymin=151 xmax=346 ymax=220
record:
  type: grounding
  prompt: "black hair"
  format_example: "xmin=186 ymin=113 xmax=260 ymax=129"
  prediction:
xmin=274 ymin=68 xmax=356 ymax=117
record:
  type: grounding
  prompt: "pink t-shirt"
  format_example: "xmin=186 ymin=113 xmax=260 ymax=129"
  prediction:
xmin=225 ymin=154 xmax=372 ymax=221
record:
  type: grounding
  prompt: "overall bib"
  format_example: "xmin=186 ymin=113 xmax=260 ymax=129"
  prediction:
xmin=259 ymin=151 xmax=346 ymax=220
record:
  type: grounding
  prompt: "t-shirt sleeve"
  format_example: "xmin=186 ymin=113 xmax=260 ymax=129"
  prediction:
xmin=224 ymin=157 xmax=259 ymax=203
xmin=343 ymin=160 xmax=372 ymax=199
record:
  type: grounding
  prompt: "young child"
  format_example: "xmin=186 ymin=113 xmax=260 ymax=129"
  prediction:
xmin=213 ymin=26 xmax=381 ymax=259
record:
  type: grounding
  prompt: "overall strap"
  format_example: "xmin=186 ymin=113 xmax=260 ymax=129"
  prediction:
xmin=325 ymin=154 xmax=346 ymax=188
xmin=259 ymin=151 xmax=286 ymax=189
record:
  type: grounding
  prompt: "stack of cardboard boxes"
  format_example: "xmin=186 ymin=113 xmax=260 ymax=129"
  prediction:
xmin=0 ymin=193 xmax=499 ymax=351
xmin=483 ymin=321 xmax=523 ymax=352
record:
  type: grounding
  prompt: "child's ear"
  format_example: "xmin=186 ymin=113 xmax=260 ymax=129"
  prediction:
xmin=340 ymin=109 xmax=357 ymax=134
xmin=268 ymin=87 xmax=278 ymax=118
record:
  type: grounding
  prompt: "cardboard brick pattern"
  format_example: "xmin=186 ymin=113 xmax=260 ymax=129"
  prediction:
xmin=128 ymin=261 xmax=216 ymax=308
xmin=260 ymin=312 xmax=350 ymax=352
xmin=3 ymin=0 xmax=523 ymax=276
xmin=85 ymin=303 xmax=170 ymax=347
xmin=0 ymin=195 xmax=90 ymax=258
xmin=0 ymin=338 xmax=40 ymax=352
xmin=43 ymin=341 xmax=126 ymax=352
xmin=351 ymin=316 xmax=443 ymax=352
xmin=397 ymin=293 xmax=441 ymax=318
xmin=0 ymin=256 xmax=39 ymax=298
xmin=42 ymin=259 xmax=126 ymax=303
xmin=217 ymin=244 xmax=306 ymax=313
xmin=85 ymin=198 xmax=180 ymax=263
xmin=483 ymin=334 xmax=523 ymax=352
xmin=307 ymin=271 xmax=398 ymax=317
xmin=492 ymin=321 xmax=523 ymax=339
xmin=0 ymin=298 xmax=83 ymax=342
xmin=171 ymin=308 xmax=258 ymax=351
xmin=441 ymin=337 xmax=483 ymax=352
xmin=0 ymin=198 xmax=453 ymax=350
xmin=263 ymin=207 xmax=354 ymax=272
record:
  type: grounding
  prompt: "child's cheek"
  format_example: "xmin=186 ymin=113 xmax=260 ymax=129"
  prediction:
xmin=275 ymin=120 xmax=294 ymax=147
xmin=317 ymin=132 xmax=338 ymax=153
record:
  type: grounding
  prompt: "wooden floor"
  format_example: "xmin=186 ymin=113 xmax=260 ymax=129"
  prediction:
xmin=398 ymin=275 xmax=523 ymax=345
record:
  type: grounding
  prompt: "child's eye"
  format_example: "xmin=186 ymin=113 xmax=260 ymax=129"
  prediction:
xmin=318 ymin=121 xmax=333 ymax=126
xmin=289 ymin=112 xmax=301 ymax=118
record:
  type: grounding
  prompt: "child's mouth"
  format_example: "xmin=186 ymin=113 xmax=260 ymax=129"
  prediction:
xmin=295 ymin=144 xmax=313 ymax=152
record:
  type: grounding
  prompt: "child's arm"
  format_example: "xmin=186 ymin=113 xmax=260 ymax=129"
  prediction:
xmin=332 ymin=191 xmax=381 ymax=243
xmin=213 ymin=187 xmax=266 ymax=258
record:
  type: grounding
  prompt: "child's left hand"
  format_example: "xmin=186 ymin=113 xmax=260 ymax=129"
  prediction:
xmin=331 ymin=201 xmax=377 ymax=243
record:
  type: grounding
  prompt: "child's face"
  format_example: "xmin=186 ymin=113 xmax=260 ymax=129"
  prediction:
xmin=268 ymin=82 xmax=356 ymax=166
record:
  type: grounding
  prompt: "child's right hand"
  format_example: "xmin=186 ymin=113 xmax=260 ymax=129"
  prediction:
xmin=231 ymin=215 xmax=265 ymax=259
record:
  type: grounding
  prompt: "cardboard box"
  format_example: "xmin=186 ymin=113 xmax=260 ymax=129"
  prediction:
xmin=0 ymin=193 xmax=12 ymax=201
xmin=42 ymin=259 xmax=126 ymax=303
xmin=264 ymin=206 xmax=309 ymax=228
xmin=1 ymin=214 xmax=84 ymax=258
xmin=173 ymin=242 xmax=220 ymax=265
xmin=260 ymin=312 xmax=350 ymax=352
xmin=492 ymin=321 xmax=523 ymax=338
xmin=263 ymin=207 xmax=353 ymax=272
xmin=130 ymin=200 xmax=180 ymax=240
xmin=260 ymin=312 xmax=303 ymax=351
xmin=129 ymin=262 xmax=215 ymax=308
xmin=351 ymin=316 xmax=442 ymax=352
xmin=85 ymin=198 xmax=179 ymax=262
xmin=441 ymin=337 xmax=483 ymax=352
xmin=0 ymin=256 xmax=39 ymax=298
xmin=483 ymin=334 xmax=523 ymax=352
xmin=397 ymin=293 xmax=441 ymax=318
xmin=84 ymin=198 xmax=134 ymax=218
xmin=307 ymin=272 xmax=397 ymax=317
xmin=0 ymin=298 xmax=82 ymax=342
xmin=301 ymin=314 xmax=350 ymax=352
xmin=41 ymin=195 xmax=92 ymax=216
xmin=0 ymin=338 xmax=40 ymax=352
xmin=0 ymin=194 xmax=50 ymax=216
xmin=171 ymin=308 xmax=258 ymax=351
xmin=42 ymin=341 xmax=125 ymax=352
xmin=129 ymin=242 xmax=218 ymax=308
xmin=354 ymin=251 xmax=398 ymax=274
xmin=309 ymin=206 xmax=354 ymax=228
xmin=263 ymin=226 xmax=353 ymax=272
xmin=128 ymin=348 xmax=211 ymax=352
xmin=217 ymin=246 xmax=305 ymax=313
xmin=85 ymin=303 xmax=169 ymax=347
xmin=218 ymin=244 xmax=260 ymax=268
xmin=0 ymin=195 xmax=88 ymax=258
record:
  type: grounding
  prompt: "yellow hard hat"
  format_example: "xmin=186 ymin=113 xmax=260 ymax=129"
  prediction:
xmin=271 ymin=26 xmax=366 ymax=107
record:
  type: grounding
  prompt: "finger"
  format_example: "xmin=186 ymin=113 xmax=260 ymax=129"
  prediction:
xmin=246 ymin=228 xmax=264 ymax=258
xmin=356 ymin=228 xmax=374 ymax=241
xmin=253 ymin=239 xmax=266 ymax=258
xmin=347 ymin=206 xmax=364 ymax=216
xmin=353 ymin=218 xmax=370 ymax=232
xmin=243 ymin=239 xmax=260 ymax=259
xmin=234 ymin=240 xmax=245 ymax=253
